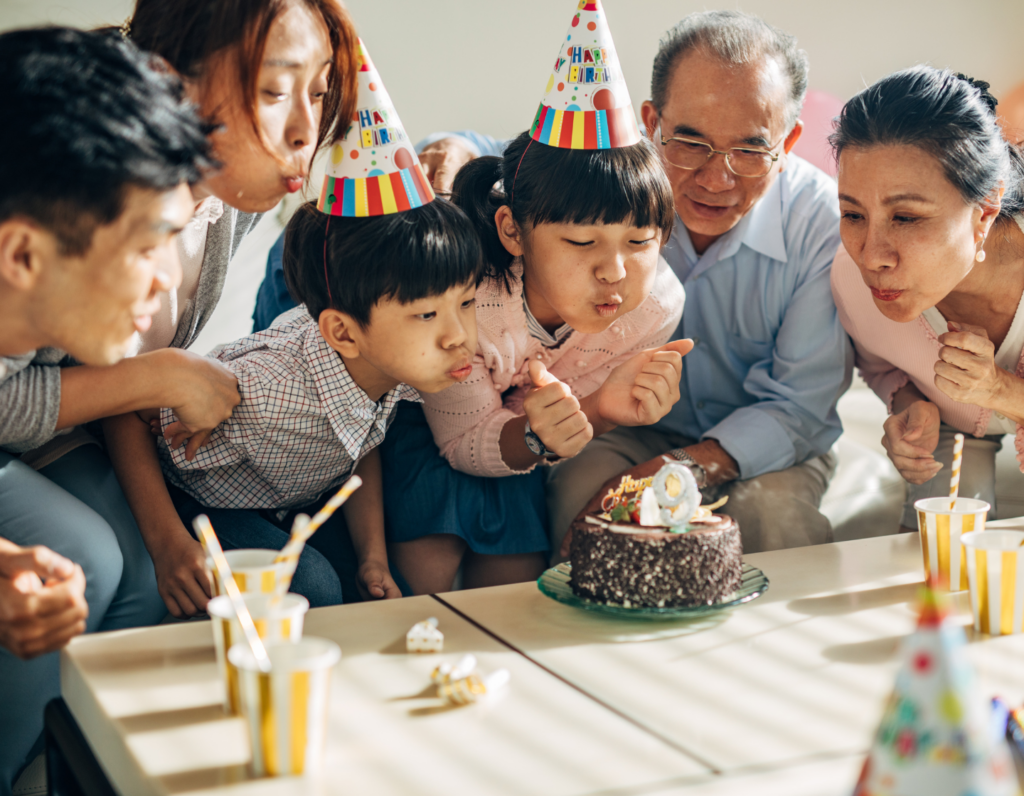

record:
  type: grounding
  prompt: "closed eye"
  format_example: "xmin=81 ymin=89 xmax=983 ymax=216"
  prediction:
xmin=262 ymin=90 xmax=287 ymax=101
xmin=630 ymin=237 xmax=657 ymax=246
xmin=565 ymin=239 xmax=594 ymax=247
xmin=893 ymin=215 xmax=919 ymax=224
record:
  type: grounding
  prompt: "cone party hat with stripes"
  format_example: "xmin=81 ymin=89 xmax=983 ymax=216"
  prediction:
xmin=528 ymin=0 xmax=641 ymax=150
xmin=317 ymin=39 xmax=434 ymax=217
xmin=852 ymin=587 xmax=1020 ymax=796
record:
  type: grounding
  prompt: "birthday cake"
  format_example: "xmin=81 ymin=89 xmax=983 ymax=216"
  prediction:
xmin=569 ymin=463 xmax=743 ymax=608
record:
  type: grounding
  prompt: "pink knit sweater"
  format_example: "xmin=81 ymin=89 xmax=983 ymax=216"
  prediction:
xmin=422 ymin=257 xmax=685 ymax=477
xmin=831 ymin=243 xmax=1024 ymax=470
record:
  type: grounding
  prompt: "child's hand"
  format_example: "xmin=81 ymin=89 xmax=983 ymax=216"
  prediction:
xmin=357 ymin=559 xmax=402 ymax=600
xmin=151 ymin=530 xmax=212 ymax=618
xmin=595 ymin=340 xmax=692 ymax=427
xmin=523 ymin=361 xmax=593 ymax=458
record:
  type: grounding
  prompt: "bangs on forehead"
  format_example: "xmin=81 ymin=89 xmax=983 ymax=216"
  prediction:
xmin=512 ymin=137 xmax=675 ymax=237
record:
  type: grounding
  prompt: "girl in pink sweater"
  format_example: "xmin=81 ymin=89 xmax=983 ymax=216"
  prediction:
xmin=380 ymin=132 xmax=688 ymax=593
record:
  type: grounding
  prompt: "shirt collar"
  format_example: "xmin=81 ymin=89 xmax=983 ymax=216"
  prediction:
xmin=522 ymin=293 xmax=573 ymax=347
xmin=672 ymin=168 xmax=790 ymax=272
xmin=304 ymin=324 xmax=420 ymax=460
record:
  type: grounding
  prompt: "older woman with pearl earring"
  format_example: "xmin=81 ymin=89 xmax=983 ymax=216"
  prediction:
xmin=831 ymin=66 xmax=1024 ymax=533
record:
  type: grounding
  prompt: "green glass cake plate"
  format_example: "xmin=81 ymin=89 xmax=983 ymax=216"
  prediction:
xmin=537 ymin=562 xmax=769 ymax=620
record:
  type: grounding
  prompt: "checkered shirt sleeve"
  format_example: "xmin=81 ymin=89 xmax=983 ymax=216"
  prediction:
xmin=158 ymin=306 xmax=420 ymax=509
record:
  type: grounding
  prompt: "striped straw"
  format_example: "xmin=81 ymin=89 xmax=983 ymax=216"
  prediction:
xmin=949 ymin=433 xmax=965 ymax=510
xmin=194 ymin=515 xmax=271 ymax=673
xmin=271 ymin=475 xmax=362 ymax=600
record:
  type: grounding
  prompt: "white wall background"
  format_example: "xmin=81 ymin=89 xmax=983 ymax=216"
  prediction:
xmin=4 ymin=0 xmax=1023 ymax=144
xmin=3 ymin=0 xmax=1023 ymax=353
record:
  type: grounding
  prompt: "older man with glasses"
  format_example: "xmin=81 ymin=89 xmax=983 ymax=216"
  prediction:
xmin=553 ymin=10 xmax=853 ymax=556
xmin=258 ymin=10 xmax=853 ymax=556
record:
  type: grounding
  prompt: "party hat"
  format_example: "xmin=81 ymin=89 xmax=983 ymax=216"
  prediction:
xmin=852 ymin=588 xmax=1020 ymax=796
xmin=528 ymin=0 xmax=641 ymax=150
xmin=317 ymin=39 xmax=435 ymax=217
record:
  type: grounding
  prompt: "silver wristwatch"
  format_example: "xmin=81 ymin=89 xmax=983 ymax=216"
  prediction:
xmin=667 ymin=448 xmax=707 ymax=487
xmin=524 ymin=420 xmax=553 ymax=457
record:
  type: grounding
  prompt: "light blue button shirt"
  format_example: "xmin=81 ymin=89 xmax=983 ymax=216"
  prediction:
xmin=659 ymin=156 xmax=852 ymax=478
xmin=422 ymin=133 xmax=854 ymax=479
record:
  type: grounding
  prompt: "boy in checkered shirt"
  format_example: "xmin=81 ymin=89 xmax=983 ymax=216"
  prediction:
xmin=108 ymin=199 xmax=482 ymax=612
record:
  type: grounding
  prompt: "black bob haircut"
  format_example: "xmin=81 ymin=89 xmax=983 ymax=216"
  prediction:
xmin=0 ymin=27 xmax=215 ymax=255
xmin=284 ymin=199 xmax=484 ymax=326
xmin=451 ymin=132 xmax=675 ymax=291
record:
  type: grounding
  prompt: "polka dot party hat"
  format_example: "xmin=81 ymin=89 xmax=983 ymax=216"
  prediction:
xmin=317 ymin=39 xmax=435 ymax=217
xmin=529 ymin=0 xmax=641 ymax=150
xmin=852 ymin=587 xmax=1020 ymax=796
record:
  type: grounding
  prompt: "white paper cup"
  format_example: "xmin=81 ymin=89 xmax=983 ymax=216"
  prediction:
xmin=228 ymin=637 xmax=341 ymax=777
xmin=209 ymin=593 xmax=308 ymax=714
xmin=914 ymin=497 xmax=990 ymax=591
xmin=207 ymin=549 xmax=288 ymax=596
xmin=962 ymin=530 xmax=1024 ymax=635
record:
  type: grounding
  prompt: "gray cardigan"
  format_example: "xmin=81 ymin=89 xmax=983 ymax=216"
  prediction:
xmin=0 ymin=207 xmax=261 ymax=453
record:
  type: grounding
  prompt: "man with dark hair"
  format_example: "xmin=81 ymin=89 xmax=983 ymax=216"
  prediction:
xmin=0 ymin=27 xmax=216 ymax=791
xmin=415 ymin=10 xmax=853 ymax=556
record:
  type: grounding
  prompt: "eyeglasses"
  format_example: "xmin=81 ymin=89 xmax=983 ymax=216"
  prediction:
xmin=658 ymin=131 xmax=781 ymax=178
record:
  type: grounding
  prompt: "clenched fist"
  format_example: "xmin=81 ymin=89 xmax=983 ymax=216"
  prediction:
xmin=522 ymin=360 xmax=593 ymax=459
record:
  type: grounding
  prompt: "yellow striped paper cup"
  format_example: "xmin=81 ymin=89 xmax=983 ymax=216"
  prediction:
xmin=962 ymin=531 xmax=1024 ymax=635
xmin=914 ymin=497 xmax=990 ymax=591
xmin=228 ymin=637 xmax=341 ymax=777
xmin=207 ymin=549 xmax=288 ymax=597
xmin=209 ymin=593 xmax=308 ymax=714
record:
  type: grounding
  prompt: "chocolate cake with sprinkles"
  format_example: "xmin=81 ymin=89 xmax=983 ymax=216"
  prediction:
xmin=568 ymin=462 xmax=743 ymax=608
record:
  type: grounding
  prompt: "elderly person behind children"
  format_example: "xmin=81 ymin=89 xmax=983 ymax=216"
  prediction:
xmin=553 ymin=12 xmax=851 ymax=555
xmin=831 ymin=67 xmax=1024 ymax=531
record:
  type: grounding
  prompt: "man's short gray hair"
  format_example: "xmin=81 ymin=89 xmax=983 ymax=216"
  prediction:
xmin=651 ymin=10 xmax=809 ymax=130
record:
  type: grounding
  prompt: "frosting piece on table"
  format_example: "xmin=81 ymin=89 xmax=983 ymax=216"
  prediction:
xmin=439 ymin=669 xmax=511 ymax=706
xmin=431 ymin=654 xmax=477 ymax=685
xmin=406 ymin=617 xmax=444 ymax=653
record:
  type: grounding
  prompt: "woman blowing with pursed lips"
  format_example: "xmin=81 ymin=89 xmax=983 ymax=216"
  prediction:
xmin=830 ymin=66 xmax=1024 ymax=533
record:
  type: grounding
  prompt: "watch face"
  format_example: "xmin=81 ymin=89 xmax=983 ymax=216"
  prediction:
xmin=525 ymin=431 xmax=545 ymax=456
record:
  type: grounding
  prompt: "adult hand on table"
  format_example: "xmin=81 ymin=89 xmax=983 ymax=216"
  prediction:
xmin=151 ymin=529 xmax=212 ymax=618
xmin=0 ymin=538 xmax=87 ymax=659
xmin=588 ymin=340 xmax=693 ymax=428
xmin=418 ymin=137 xmax=477 ymax=193
xmin=881 ymin=399 xmax=942 ymax=485
xmin=159 ymin=349 xmax=241 ymax=461
xmin=524 ymin=361 xmax=594 ymax=459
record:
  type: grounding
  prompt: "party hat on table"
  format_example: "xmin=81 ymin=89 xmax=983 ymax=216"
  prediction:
xmin=317 ymin=39 xmax=434 ymax=217
xmin=852 ymin=587 xmax=1020 ymax=796
xmin=529 ymin=0 xmax=641 ymax=150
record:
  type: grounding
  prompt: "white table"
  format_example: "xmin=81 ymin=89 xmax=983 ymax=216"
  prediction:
xmin=59 ymin=530 xmax=1024 ymax=795
xmin=61 ymin=594 xmax=708 ymax=795
xmin=439 ymin=529 xmax=1024 ymax=788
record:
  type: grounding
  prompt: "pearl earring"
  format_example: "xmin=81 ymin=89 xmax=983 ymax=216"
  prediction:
xmin=976 ymin=249 xmax=987 ymax=263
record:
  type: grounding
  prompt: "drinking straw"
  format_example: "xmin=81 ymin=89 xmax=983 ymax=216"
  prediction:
xmin=194 ymin=515 xmax=271 ymax=673
xmin=271 ymin=475 xmax=362 ymax=600
xmin=949 ymin=433 xmax=964 ymax=510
